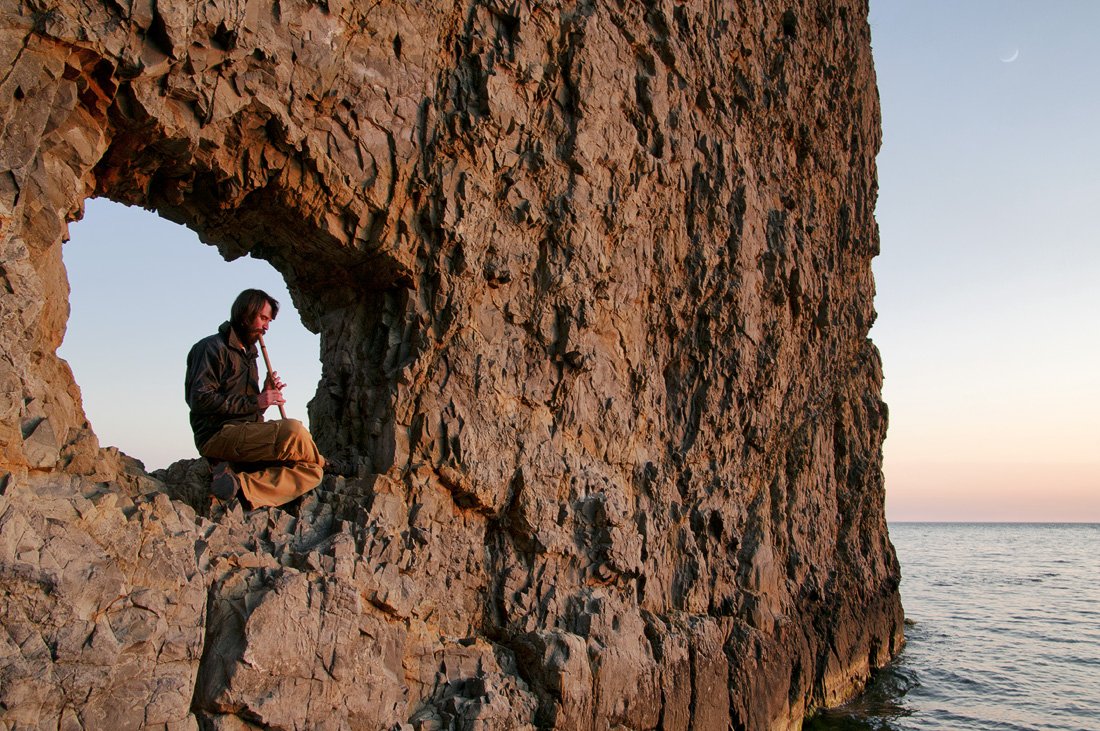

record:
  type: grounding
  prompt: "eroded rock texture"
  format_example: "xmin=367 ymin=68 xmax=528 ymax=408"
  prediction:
xmin=0 ymin=0 xmax=903 ymax=728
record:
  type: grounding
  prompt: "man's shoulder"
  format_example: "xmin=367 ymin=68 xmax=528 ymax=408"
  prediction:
xmin=193 ymin=330 xmax=228 ymax=348
xmin=188 ymin=330 xmax=229 ymax=359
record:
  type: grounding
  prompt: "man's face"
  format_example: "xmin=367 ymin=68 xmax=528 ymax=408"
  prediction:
xmin=245 ymin=302 xmax=274 ymax=344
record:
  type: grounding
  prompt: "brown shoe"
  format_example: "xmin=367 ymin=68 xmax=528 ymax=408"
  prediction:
xmin=210 ymin=462 xmax=240 ymax=501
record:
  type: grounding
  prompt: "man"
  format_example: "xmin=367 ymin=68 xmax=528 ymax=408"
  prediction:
xmin=185 ymin=288 xmax=328 ymax=507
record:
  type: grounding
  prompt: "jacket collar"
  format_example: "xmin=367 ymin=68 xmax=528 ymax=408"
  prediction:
xmin=219 ymin=321 xmax=257 ymax=356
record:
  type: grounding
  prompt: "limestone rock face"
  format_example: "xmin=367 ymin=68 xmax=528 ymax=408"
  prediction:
xmin=0 ymin=1 xmax=903 ymax=729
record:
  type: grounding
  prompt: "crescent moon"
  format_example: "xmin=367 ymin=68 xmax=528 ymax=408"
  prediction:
xmin=1000 ymin=49 xmax=1020 ymax=63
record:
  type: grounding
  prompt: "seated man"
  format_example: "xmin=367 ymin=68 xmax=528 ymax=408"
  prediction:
xmin=185 ymin=288 xmax=328 ymax=507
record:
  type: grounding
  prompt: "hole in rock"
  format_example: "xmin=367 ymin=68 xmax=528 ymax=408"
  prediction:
xmin=58 ymin=198 xmax=322 ymax=471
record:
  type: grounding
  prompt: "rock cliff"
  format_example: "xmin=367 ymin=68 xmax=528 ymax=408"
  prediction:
xmin=0 ymin=0 xmax=903 ymax=728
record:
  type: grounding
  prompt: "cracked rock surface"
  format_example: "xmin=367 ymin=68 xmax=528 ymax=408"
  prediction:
xmin=1 ymin=1 xmax=903 ymax=728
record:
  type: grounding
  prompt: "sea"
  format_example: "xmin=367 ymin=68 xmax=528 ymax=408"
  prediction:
xmin=807 ymin=523 xmax=1100 ymax=731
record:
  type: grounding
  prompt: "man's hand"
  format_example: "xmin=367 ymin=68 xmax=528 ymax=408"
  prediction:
xmin=260 ymin=371 xmax=286 ymax=413
xmin=264 ymin=370 xmax=286 ymax=391
xmin=258 ymin=388 xmax=285 ymax=410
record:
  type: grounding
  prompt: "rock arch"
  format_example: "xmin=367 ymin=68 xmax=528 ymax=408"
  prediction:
xmin=2 ymin=2 xmax=419 ymax=475
xmin=1 ymin=1 xmax=904 ymax=728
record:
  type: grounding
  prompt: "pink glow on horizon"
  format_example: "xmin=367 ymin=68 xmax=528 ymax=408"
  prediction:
xmin=885 ymin=461 xmax=1100 ymax=523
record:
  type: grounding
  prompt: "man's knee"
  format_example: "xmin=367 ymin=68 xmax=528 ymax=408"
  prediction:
xmin=279 ymin=418 xmax=312 ymax=443
xmin=276 ymin=418 xmax=319 ymax=461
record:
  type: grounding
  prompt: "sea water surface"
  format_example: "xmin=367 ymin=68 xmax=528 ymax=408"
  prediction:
xmin=808 ymin=523 xmax=1100 ymax=731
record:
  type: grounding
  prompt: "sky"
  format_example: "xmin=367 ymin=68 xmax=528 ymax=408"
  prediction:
xmin=58 ymin=1 xmax=1099 ymax=521
xmin=867 ymin=0 xmax=1100 ymax=521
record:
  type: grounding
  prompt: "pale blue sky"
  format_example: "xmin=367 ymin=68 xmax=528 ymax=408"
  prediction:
xmin=59 ymin=1 xmax=1099 ymax=520
xmin=869 ymin=0 xmax=1099 ymax=520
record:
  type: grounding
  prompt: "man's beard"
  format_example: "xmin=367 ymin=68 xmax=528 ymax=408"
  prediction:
xmin=233 ymin=322 xmax=262 ymax=346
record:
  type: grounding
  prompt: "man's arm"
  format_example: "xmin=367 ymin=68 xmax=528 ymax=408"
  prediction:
xmin=185 ymin=341 xmax=260 ymax=416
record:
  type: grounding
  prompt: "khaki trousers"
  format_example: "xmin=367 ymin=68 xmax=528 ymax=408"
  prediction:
xmin=200 ymin=419 xmax=324 ymax=508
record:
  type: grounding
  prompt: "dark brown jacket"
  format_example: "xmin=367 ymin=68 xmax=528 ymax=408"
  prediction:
xmin=185 ymin=321 xmax=262 ymax=450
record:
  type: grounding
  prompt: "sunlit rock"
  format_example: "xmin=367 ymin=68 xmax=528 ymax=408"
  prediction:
xmin=0 ymin=1 xmax=903 ymax=728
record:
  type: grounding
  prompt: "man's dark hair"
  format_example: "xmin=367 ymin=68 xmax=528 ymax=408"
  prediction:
xmin=230 ymin=289 xmax=279 ymax=330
